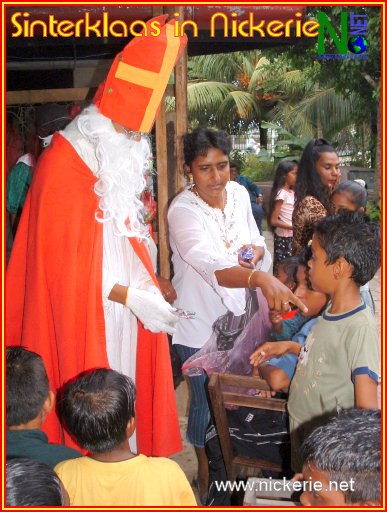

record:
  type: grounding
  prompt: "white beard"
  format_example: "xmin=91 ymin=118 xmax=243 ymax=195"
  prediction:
xmin=66 ymin=104 xmax=151 ymax=238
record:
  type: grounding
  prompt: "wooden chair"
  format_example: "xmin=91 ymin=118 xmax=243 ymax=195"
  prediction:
xmin=208 ymin=372 xmax=287 ymax=482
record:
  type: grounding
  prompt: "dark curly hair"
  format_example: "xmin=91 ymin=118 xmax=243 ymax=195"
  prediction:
xmin=183 ymin=128 xmax=231 ymax=167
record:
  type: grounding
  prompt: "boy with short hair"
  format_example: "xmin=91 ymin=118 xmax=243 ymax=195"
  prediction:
xmin=6 ymin=346 xmax=81 ymax=467
xmin=55 ymin=368 xmax=196 ymax=506
xmin=251 ymin=212 xmax=380 ymax=471
xmin=300 ymin=408 xmax=380 ymax=506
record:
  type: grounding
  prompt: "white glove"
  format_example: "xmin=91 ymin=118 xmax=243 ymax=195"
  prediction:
xmin=125 ymin=287 xmax=179 ymax=335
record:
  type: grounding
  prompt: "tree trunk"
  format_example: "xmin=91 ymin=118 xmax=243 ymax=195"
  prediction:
xmin=259 ymin=123 xmax=268 ymax=150
xmin=373 ymin=102 xmax=380 ymax=202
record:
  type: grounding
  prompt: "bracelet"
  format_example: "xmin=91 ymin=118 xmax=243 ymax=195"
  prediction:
xmin=247 ymin=269 xmax=259 ymax=288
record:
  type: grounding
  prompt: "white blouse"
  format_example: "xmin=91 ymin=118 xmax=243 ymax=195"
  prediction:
xmin=168 ymin=180 xmax=271 ymax=349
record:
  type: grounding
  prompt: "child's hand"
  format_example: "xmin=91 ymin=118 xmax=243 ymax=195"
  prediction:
xmin=250 ymin=341 xmax=291 ymax=366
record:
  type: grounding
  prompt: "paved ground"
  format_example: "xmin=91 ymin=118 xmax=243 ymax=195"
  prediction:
xmin=170 ymin=229 xmax=382 ymax=501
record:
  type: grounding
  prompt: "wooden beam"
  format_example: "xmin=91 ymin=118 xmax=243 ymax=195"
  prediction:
xmin=6 ymin=88 xmax=96 ymax=105
xmin=171 ymin=5 xmax=188 ymax=193
xmin=155 ymin=92 xmax=170 ymax=279
xmin=153 ymin=5 xmax=188 ymax=279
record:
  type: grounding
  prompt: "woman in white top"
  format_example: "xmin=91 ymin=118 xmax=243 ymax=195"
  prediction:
xmin=268 ymin=159 xmax=298 ymax=275
xmin=168 ymin=128 xmax=306 ymax=502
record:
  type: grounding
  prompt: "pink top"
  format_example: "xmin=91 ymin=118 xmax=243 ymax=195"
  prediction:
xmin=275 ymin=188 xmax=295 ymax=237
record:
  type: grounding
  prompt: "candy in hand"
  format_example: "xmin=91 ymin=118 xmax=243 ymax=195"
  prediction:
xmin=239 ymin=247 xmax=254 ymax=261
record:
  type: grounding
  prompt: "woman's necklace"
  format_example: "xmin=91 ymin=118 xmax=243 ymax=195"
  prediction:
xmin=191 ymin=186 xmax=234 ymax=249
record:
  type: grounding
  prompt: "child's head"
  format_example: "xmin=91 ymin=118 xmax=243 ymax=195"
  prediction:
xmin=300 ymin=409 xmax=380 ymax=506
xmin=275 ymin=256 xmax=299 ymax=290
xmin=273 ymin=159 xmax=298 ymax=189
xmin=6 ymin=346 xmax=53 ymax=427
xmin=229 ymin=162 xmax=239 ymax=181
xmin=331 ymin=180 xmax=367 ymax=214
xmin=6 ymin=458 xmax=68 ymax=506
xmin=59 ymin=368 xmax=136 ymax=453
xmin=294 ymin=247 xmax=328 ymax=317
xmin=309 ymin=211 xmax=380 ymax=293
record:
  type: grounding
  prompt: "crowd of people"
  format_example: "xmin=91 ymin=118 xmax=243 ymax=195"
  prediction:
xmin=5 ymin=15 xmax=381 ymax=509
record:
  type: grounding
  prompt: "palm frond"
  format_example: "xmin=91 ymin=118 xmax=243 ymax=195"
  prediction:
xmin=217 ymin=91 xmax=261 ymax=123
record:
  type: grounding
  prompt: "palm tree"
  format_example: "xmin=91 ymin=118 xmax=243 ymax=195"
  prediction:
xmin=171 ymin=49 xmax=374 ymax=169
xmin=183 ymin=51 xmax=362 ymax=156
xmin=186 ymin=50 xmax=274 ymax=147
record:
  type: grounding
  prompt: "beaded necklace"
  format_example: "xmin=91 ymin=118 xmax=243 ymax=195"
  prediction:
xmin=190 ymin=185 xmax=235 ymax=249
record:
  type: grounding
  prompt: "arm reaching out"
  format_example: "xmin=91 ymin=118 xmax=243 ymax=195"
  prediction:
xmin=250 ymin=341 xmax=301 ymax=367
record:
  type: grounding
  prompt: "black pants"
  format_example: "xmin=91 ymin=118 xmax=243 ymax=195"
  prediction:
xmin=206 ymin=407 xmax=291 ymax=506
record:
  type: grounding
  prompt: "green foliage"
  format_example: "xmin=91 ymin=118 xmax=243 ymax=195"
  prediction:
xmin=366 ymin=200 xmax=380 ymax=221
xmin=184 ymin=7 xmax=380 ymax=185
xmin=229 ymin=149 xmax=247 ymax=169
xmin=261 ymin=122 xmax=308 ymax=159
xmin=240 ymin=154 xmax=274 ymax=182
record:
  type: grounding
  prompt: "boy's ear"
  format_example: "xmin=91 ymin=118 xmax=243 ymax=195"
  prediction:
xmin=41 ymin=390 xmax=55 ymax=418
xmin=126 ymin=417 xmax=136 ymax=438
xmin=333 ymin=257 xmax=350 ymax=279
xmin=360 ymin=500 xmax=380 ymax=507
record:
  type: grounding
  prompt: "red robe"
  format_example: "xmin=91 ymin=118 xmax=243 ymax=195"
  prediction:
xmin=6 ymin=133 xmax=182 ymax=457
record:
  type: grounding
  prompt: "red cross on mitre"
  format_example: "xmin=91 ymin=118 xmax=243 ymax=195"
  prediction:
xmin=94 ymin=15 xmax=187 ymax=133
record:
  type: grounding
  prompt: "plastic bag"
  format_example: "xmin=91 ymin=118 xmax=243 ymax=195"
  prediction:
xmin=183 ymin=287 xmax=271 ymax=379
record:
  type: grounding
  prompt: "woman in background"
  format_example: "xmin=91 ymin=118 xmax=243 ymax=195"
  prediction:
xmin=292 ymin=138 xmax=340 ymax=255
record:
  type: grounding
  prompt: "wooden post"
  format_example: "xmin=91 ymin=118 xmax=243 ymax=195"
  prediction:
xmin=155 ymin=5 xmax=188 ymax=278
xmin=155 ymin=93 xmax=170 ymax=278
xmin=153 ymin=4 xmax=170 ymax=278
xmin=171 ymin=5 xmax=188 ymax=192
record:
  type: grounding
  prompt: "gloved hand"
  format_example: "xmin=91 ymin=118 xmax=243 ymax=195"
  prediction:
xmin=125 ymin=287 xmax=179 ymax=335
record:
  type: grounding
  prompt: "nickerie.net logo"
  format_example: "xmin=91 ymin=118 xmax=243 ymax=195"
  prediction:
xmin=317 ymin=11 xmax=369 ymax=60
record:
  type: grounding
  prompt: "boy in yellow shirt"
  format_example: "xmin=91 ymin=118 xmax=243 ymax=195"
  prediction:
xmin=55 ymin=369 xmax=196 ymax=506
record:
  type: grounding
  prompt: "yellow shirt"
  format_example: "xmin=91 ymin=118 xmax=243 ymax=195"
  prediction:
xmin=55 ymin=454 xmax=197 ymax=506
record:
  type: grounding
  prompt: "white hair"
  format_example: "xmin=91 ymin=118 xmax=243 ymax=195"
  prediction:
xmin=73 ymin=104 xmax=151 ymax=238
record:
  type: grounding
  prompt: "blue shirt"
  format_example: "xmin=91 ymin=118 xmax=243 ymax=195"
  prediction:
xmin=236 ymin=176 xmax=261 ymax=204
xmin=267 ymin=317 xmax=318 ymax=381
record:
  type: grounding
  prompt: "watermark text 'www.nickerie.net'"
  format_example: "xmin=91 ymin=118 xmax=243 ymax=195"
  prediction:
xmin=214 ymin=477 xmax=356 ymax=493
